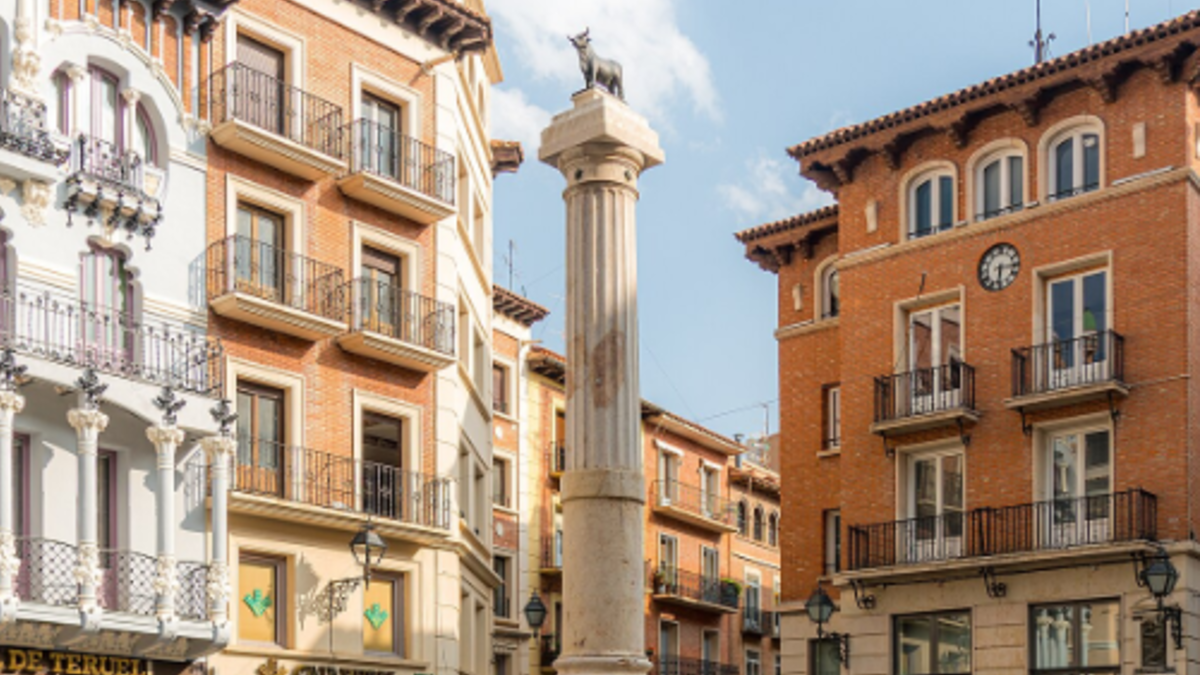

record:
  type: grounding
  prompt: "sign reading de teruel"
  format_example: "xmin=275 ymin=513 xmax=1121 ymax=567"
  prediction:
xmin=1 ymin=649 xmax=150 ymax=675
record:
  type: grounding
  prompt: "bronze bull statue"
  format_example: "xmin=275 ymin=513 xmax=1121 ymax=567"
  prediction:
xmin=568 ymin=29 xmax=624 ymax=100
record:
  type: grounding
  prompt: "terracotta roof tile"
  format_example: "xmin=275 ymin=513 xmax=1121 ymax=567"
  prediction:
xmin=734 ymin=204 xmax=839 ymax=244
xmin=493 ymin=285 xmax=549 ymax=327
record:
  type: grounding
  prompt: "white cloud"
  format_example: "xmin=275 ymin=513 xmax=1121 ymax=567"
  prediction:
xmin=488 ymin=0 xmax=719 ymax=125
xmin=491 ymin=88 xmax=553 ymax=155
xmin=718 ymin=153 xmax=833 ymax=224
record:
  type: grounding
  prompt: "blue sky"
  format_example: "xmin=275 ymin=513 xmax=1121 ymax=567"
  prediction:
xmin=487 ymin=0 xmax=1189 ymax=440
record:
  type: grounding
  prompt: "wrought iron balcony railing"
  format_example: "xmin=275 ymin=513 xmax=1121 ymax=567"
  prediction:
xmin=347 ymin=278 xmax=455 ymax=356
xmin=742 ymin=607 xmax=767 ymax=635
xmin=68 ymin=134 xmax=145 ymax=194
xmin=347 ymin=119 xmax=455 ymax=204
xmin=210 ymin=62 xmax=345 ymax=159
xmin=653 ymin=657 xmax=739 ymax=675
xmin=225 ymin=439 xmax=452 ymax=530
xmin=652 ymin=479 xmax=735 ymax=527
xmin=0 ymin=284 xmax=222 ymax=395
xmin=541 ymin=535 xmax=562 ymax=571
xmin=874 ymin=361 xmax=976 ymax=423
xmin=206 ymin=235 xmax=347 ymax=322
xmin=546 ymin=440 xmax=566 ymax=477
xmin=648 ymin=565 xmax=739 ymax=610
xmin=15 ymin=538 xmax=210 ymax=619
xmin=847 ymin=489 xmax=1157 ymax=571
xmin=0 ymin=88 xmax=61 ymax=163
xmin=1012 ymin=330 xmax=1125 ymax=398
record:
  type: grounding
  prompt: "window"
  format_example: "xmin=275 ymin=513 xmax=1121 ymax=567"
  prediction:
xmin=133 ymin=105 xmax=157 ymax=166
xmin=745 ymin=650 xmax=761 ymax=675
xmin=1031 ymin=600 xmax=1119 ymax=674
xmin=659 ymin=621 xmax=680 ymax=661
xmin=895 ymin=611 xmax=971 ymax=675
xmin=1049 ymin=127 xmax=1101 ymax=200
xmin=236 ymin=382 xmax=286 ymax=497
xmin=1044 ymin=427 xmax=1111 ymax=546
xmin=737 ymin=501 xmax=747 ymax=535
xmin=492 ymin=456 xmax=510 ymax=508
xmin=235 ymin=203 xmax=286 ymax=299
xmin=97 ymin=450 xmax=117 ymax=551
xmin=774 ymin=654 xmax=781 ymax=675
xmin=745 ymin=572 xmax=761 ymax=621
xmin=701 ymin=631 xmax=720 ymax=667
xmin=81 ymin=247 xmax=135 ymax=365
xmin=701 ymin=546 xmax=719 ymax=584
xmin=460 ymin=446 xmax=488 ymax=537
xmin=1045 ymin=269 xmax=1110 ymax=388
xmin=359 ymin=245 xmax=403 ymax=337
xmin=90 ymin=66 xmax=120 ymax=145
xmin=975 ymin=151 xmax=1023 ymax=220
xmin=700 ymin=464 xmax=720 ymax=518
xmin=363 ymin=574 xmax=405 ymax=656
xmin=657 ymin=448 xmax=681 ymax=505
xmin=492 ymin=556 xmax=510 ymax=619
xmin=236 ymin=34 xmax=287 ymax=136
xmin=905 ymin=449 xmax=964 ymax=562
xmin=821 ymin=265 xmax=839 ymax=319
xmin=54 ymin=71 xmax=70 ymax=135
xmin=767 ymin=512 xmax=778 ymax=547
xmin=823 ymin=509 xmax=841 ymax=576
xmin=492 ymin=363 xmax=510 ymax=414
xmin=752 ymin=506 xmax=764 ymax=541
xmin=238 ymin=553 xmax=286 ymax=646
xmin=11 ymin=435 xmax=28 ymax=537
xmin=359 ymin=93 xmax=402 ymax=179
xmin=908 ymin=170 xmax=955 ymax=239
xmin=494 ymin=654 xmax=510 ymax=675
xmin=907 ymin=303 xmax=963 ymax=414
xmin=473 ymin=329 xmax=487 ymax=396
xmin=361 ymin=411 xmax=403 ymax=517
xmin=658 ymin=533 xmax=678 ymax=585
xmin=823 ymin=385 xmax=841 ymax=450
xmin=811 ymin=639 xmax=841 ymax=675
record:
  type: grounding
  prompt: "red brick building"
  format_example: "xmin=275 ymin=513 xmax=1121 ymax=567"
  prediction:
xmin=740 ymin=12 xmax=1200 ymax=675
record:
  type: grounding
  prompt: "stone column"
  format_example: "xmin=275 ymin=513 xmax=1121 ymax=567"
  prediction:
xmin=539 ymin=89 xmax=663 ymax=675
xmin=69 ymin=406 xmax=109 ymax=612
xmin=66 ymin=64 xmax=88 ymax=137
xmin=0 ymin=389 xmax=26 ymax=623
xmin=201 ymin=435 xmax=234 ymax=624
xmin=147 ymin=424 xmax=184 ymax=619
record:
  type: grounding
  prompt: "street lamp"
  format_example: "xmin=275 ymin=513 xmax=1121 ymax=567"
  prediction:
xmin=349 ymin=521 xmax=387 ymax=588
xmin=524 ymin=591 xmax=548 ymax=637
xmin=805 ymin=583 xmax=849 ymax=667
xmin=1139 ymin=546 xmax=1183 ymax=650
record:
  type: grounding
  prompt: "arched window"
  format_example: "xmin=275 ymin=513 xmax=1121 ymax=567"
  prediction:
xmin=133 ymin=104 xmax=158 ymax=166
xmin=1048 ymin=127 xmax=1101 ymax=200
xmin=752 ymin=506 xmax=764 ymax=541
xmin=821 ymin=266 xmax=839 ymax=319
xmin=975 ymin=150 xmax=1024 ymax=220
xmin=767 ymin=513 xmax=778 ymax=547
xmin=736 ymin=501 xmax=747 ymax=535
xmin=907 ymin=169 xmax=955 ymax=239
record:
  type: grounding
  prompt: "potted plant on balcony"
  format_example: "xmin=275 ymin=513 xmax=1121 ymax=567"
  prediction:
xmin=720 ymin=578 xmax=742 ymax=606
xmin=652 ymin=568 xmax=667 ymax=594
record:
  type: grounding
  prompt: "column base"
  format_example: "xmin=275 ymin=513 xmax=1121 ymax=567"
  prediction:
xmin=554 ymin=655 xmax=652 ymax=675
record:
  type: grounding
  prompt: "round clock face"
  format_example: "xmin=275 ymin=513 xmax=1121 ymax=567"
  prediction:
xmin=979 ymin=243 xmax=1020 ymax=291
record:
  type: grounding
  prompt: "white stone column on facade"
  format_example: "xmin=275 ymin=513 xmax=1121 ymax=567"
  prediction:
xmin=0 ymin=388 xmax=27 ymax=623
xmin=121 ymin=89 xmax=142 ymax=148
xmin=69 ymin=405 xmax=109 ymax=612
xmin=539 ymin=89 xmax=664 ymax=675
xmin=66 ymin=63 xmax=89 ymax=137
xmin=11 ymin=0 xmax=41 ymax=96
xmin=201 ymin=434 xmax=234 ymax=624
xmin=147 ymin=424 xmax=185 ymax=620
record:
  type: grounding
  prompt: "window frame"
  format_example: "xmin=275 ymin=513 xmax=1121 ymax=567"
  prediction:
xmin=810 ymin=638 xmax=841 ymax=675
xmin=823 ymin=384 xmax=841 ymax=450
xmin=820 ymin=263 xmax=839 ymax=320
xmin=745 ymin=649 xmax=761 ymax=675
xmin=752 ymin=505 xmax=764 ymax=541
xmin=973 ymin=149 xmax=1025 ymax=221
xmin=237 ymin=551 xmax=288 ymax=648
xmin=362 ymin=571 xmax=406 ymax=657
xmin=492 ymin=554 xmax=512 ymax=621
xmin=903 ymin=165 xmax=957 ymax=240
xmin=893 ymin=609 xmax=973 ymax=675
xmin=492 ymin=361 xmax=513 ymax=416
xmin=492 ymin=455 xmax=511 ymax=509
xmin=823 ymin=509 xmax=841 ymax=576
xmin=1039 ymin=117 xmax=1105 ymax=202
xmin=1029 ymin=599 xmax=1120 ymax=675
xmin=736 ymin=500 xmax=748 ymax=535
xmin=12 ymin=434 xmax=29 ymax=538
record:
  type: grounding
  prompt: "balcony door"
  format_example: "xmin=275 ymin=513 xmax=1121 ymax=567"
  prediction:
xmin=907 ymin=303 xmax=961 ymax=415
xmin=1046 ymin=270 xmax=1108 ymax=389
xmin=90 ymin=67 xmax=121 ymax=147
xmin=80 ymin=248 xmax=135 ymax=370
xmin=658 ymin=534 xmax=678 ymax=588
xmin=359 ymin=246 xmax=403 ymax=338
xmin=659 ymin=621 xmax=680 ymax=675
xmin=236 ymin=382 xmax=285 ymax=497
xmin=96 ymin=450 xmax=118 ymax=610
xmin=1045 ymin=429 xmax=1111 ymax=547
xmin=362 ymin=412 xmax=404 ymax=520
xmin=658 ymin=451 xmax=679 ymax=506
xmin=700 ymin=465 xmax=719 ymax=518
xmin=701 ymin=546 xmax=720 ymax=604
xmin=701 ymin=631 xmax=720 ymax=671
xmin=360 ymin=94 xmax=401 ymax=180
xmin=905 ymin=450 xmax=964 ymax=562
xmin=236 ymin=204 xmax=286 ymax=302
xmin=745 ymin=572 xmax=762 ymax=628
xmin=236 ymin=34 xmax=286 ymax=136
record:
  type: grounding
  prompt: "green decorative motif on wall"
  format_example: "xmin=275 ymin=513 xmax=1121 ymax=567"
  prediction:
xmin=244 ymin=589 xmax=273 ymax=617
xmin=365 ymin=603 xmax=389 ymax=629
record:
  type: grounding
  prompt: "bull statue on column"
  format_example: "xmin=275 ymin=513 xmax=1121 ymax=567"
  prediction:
xmin=568 ymin=29 xmax=624 ymax=100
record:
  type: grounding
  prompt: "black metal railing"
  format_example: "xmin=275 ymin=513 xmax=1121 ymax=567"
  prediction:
xmin=347 ymin=119 xmax=455 ymax=204
xmin=1012 ymin=330 xmax=1124 ymax=398
xmin=540 ymin=634 xmax=561 ymax=666
xmin=652 ymin=479 xmax=735 ymax=527
xmin=653 ymin=657 xmax=739 ymax=675
xmin=0 ymin=88 xmax=60 ymax=163
xmin=98 ymin=549 xmax=158 ymax=616
xmin=14 ymin=538 xmax=79 ymax=607
xmin=847 ymin=489 xmax=1157 ymax=570
xmin=1049 ymin=183 xmax=1100 ymax=202
xmin=0 ymin=284 xmax=222 ymax=395
xmin=975 ymin=203 xmax=1024 ymax=222
xmin=69 ymin=134 xmax=145 ymax=194
xmin=210 ymin=62 xmax=345 ymax=158
xmin=742 ymin=607 xmax=767 ymax=635
xmin=347 ymin=278 xmax=455 ymax=356
xmin=228 ymin=440 xmax=452 ymax=530
xmin=648 ymin=565 xmax=738 ymax=610
xmin=177 ymin=560 xmax=210 ymax=620
xmin=541 ymin=535 xmax=562 ymax=570
xmin=874 ymin=362 xmax=976 ymax=423
xmin=206 ymin=235 xmax=346 ymax=322
xmin=547 ymin=441 xmax=566 ymax=477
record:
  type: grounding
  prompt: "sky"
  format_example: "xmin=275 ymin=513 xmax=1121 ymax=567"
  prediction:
xmin=487 ymin=0 xmax=1191 ymax=440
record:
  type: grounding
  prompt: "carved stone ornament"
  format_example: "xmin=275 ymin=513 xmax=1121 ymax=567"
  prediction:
xmin=21 ymin=181 xmax=51 ymax=228
xmin=0 ymin=179 xmax=15 ymax=197
xmin=153 ymin=555 xmax=179 ymax=597
xmin=11 ymin=17 xmax=40 ymax=95
xmin=206 ymin=561 xmax=231 ymax=608
xmin=0 ymin=392 xmax=26 ymax=418
xmin=153 ymin=386 xmax=187 ymax=427
xmin=0 ymin=531 xmax=21 ymax=579
xmin=74 ymin=542 xmax=104 ymax=588
xmin=67 ymin=408 xmax=110 ymax=437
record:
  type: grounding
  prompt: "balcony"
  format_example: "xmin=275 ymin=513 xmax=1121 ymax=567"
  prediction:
xmin=547 ymin=440 xmax=565 ymax=480
xmin=64 ymin=135 xmax=163 ymax=241
xmin=1008 ymin=331 xmax=1127 ymax=411
xmin=651 ymin=479 xmax=737 ymax=533
xmin=846 ymin=489 xmax=1156 ymax=575
xmin=209 ymin=62 xmax=346 ymax=180
xmin=0 ymin=283 xmax=222 ymax=395
xmin=652 ymin=657 xmax=739 ymax=675
xmin=338 ymin=120 xmax=455 ymax=225
xmin=742 ymin=607 xmax=769 ymax=636
xmin=338 ymin=279 xmax=455 ymax=372
xmin=649 ymin=566 xmax=739 ymax=613
xmin=14 ymin=538 xmax=210 ymax=621
xmin=540 ymin=634 xmax=560 ymax=669
xmin=872 ymin=362 xmax=978 ymax=436
xmin=0 ymin=88 xmax=64 ymax=167
xmin=205 ymin=235 xmax=347 ymax=340
xmin=219 ymin=439 xmax=452 ymax=535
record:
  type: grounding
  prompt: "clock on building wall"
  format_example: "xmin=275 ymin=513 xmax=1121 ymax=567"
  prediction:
xmin=978 ymin=243 xmax=1020 ymax=291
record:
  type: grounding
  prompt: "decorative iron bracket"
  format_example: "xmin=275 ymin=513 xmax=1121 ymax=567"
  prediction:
xmin=981 ymin=566 xmax=1007 ymax=598
xmin=1165 ymin=604 xmax=1184 ymax=650
xmin=1019 ymin=408 xmax=1033 ymax=436
xmin=850 ymin=579 xmax=876 ymax=610
xmin=322 ymin=577 xmax=364 ymax=623
xmin=1107 ymin=390 xmax=1122 ymax=426
xmin=1133 ymin=550 xmax=1150 ymax=588
xmin=956 ymin=418 xmax=972 ymax=447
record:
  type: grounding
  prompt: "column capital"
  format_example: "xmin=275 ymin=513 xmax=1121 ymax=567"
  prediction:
xmin=0 ymin=392 xmax=25 ymax=415
xmin=539 ymin=89 xmax=664 ymax=174
xmin=201 ymin=435 xmax=236 ymax=462
xmin=120 ymin=88 xmax=142 ymax=106
xmin=147 ymin=425 xmax=186 ymax=449
xmin=65 ymin=62 xmax=88 ymax=83
xmin=68 ymin=408 xmax=110 ymax=435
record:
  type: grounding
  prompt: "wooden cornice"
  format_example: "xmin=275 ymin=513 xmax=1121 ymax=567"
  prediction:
xmin=367 ymin=0 xmax=492 ymax=54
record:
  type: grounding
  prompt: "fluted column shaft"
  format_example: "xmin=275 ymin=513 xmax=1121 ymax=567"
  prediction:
xmin=0 ymin=390 xmax=26 ymax=621
xmin=147 ymin=425 xmax=184 ymax=619
xmin=202 ymin=435 xmax=234 ymax=623
xmin=69 ymin=408 xmax=109 ymax=610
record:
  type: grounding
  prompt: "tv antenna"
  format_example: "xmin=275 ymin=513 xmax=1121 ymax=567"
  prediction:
xmin=1030 ymin=0 xmax=1056 ymax=63
xmin=502 ymin=239 xmax=517 ymax=291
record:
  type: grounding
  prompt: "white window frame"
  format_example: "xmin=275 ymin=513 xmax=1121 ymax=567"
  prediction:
xmin=351 ymin=221 xmax=421 ymax=294
xmin=656 ymin=441 xmax=683 ymax=506
xmin=825 ymin=385 xmax=841 ymax=449
xmin=973 ymin=146 xmax=1026 ymax=220
xmin=492 ymin=451 xmax=515 ymax=510
xmin=899 ymin=162 xmax=957 ymax=241
xmin=492 ymin=358 xmax=516 ymax=418
xmin=897 ymin=443 xmax=967 ymax=563
xmin=745 ymin=650 xmax=761 ymax=675
xmin=224 ymin=10 xmax=306 ymax=86
xmin=1039 ymin=116 xmax=1105 ymax=201
xmin=823 ymin=509 xmax=841 ymax=576
xmin=351 ymin=64 xmax=422 ymax=141
xmin=352 ymin=389 xmax=421 ymax=511
xmin=700 ymin=460 xmax=721 ymax=518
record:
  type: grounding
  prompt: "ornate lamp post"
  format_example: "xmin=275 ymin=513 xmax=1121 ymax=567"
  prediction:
xmin=523 ymin=590 xmax=547 ymax=637
xmin=805 ymin=583 xmax=850 ymax=667
xmin=1139 ymin=546 xmax=1183 ymax=650
xmin=325 ymin=522 xmax=388 ymax=652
